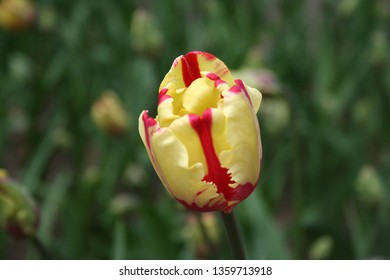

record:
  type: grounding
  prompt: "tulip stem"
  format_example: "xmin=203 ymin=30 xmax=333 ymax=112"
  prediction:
xmin=220 ymin=211 xmax=246 ymax=260
xmin=29 ymin=235 xmax=51 ymax=260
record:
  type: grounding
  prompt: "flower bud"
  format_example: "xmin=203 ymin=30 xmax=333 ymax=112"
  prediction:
xmin=37 ymin=6 xmax=57 ymax=32
xmin=369 ymin=30 xmax=387 ymax=66
xmin=337 ymin=0 xmax=359 ymax=17
xmin=130 ymin=9 xmax=163 ymax=55
xmin=308 ymin=235 xmax=333 ymax=260
xmin=91 ymin=90 xmax=130 ymax=136
xmin=355 ymin=165 xmax=384 ymax=206
xmin=108 ymin=193 xmax=139 ymax=217
xmin=259 ymin=97 xmax=290 ymax=135
xmin=0 ymin=0 xmax=36 ymax=31
xmin=0 ymin=170 xmax=39 ymax=237
xmin=139 ymin=51 xmax=262 ymax=213
xmin=232 ymin=68 xmax=281 ymax=96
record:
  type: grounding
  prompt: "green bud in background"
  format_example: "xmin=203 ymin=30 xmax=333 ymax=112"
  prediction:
xmin=130 ymin=8 xmax=163 ymax=55
xmin=0 ymin=170 xmax=39 ymax=238
xmin=109 ymin=193 xmax=139 ymax=217
xmin=337 ymin=0 xmax=359 ymax=17
xmin=260 ymin=98 xmax=291 ymax=135
xmin=369 ymin=30 xmax=387 ymax=66
xmin=37 ymin=5 xmax=57 ymax=32
xmin=355 ymin=165 xmax=384 ymax=206
xmin=309 ymin=235 xmax=333 ymax=260
xmin=8 ymin=52 xmax=33 ymax=82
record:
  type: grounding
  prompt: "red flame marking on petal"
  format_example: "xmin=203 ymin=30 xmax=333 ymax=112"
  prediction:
xmin=234 ymin=79 xmax=253 ymax=107
xmin=188 ymin=109 xmax=257 ymax=213
xmin=206 ymin=72 xmax=220 ymax=80
xmin=200 ymin=52 xmax=216 ymax=61
xmin=158 ymin=88 xmax=171 ymax=104
xmin=181 ymin=52 xmax=202 ymax=87
xmin=142 ymin=111 xmax=157 ymax=151
xmin=189 ymin=110 xmax=234 ymax=197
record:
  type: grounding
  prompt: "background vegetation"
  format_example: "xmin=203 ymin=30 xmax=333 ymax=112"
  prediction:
xmin=1 ymin=0 xmax=389 ymax=259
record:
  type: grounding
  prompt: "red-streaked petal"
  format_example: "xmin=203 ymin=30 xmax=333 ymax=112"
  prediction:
xmin=219 ymin=84 xmax=262 ymax=191
xmin=159 ymin=51 xmax=234 ymax=92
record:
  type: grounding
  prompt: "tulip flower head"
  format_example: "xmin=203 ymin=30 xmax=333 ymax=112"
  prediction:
xmin=0 ymin=0 xmax=36 ymax=31
xmin=91 ymin=90 xmax=130 ymax=136
xmin=139 ymin=51 xmax=262 ymax=213
xmin=0 ymin=170 xmax=38 ymax=237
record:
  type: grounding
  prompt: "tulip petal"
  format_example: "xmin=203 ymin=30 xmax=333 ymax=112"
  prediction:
xmin=159 ymin=51 xmax=234 ymax=91
xmin=169 ymin=115 xmax=207 ymax=169
xmin=219 ymin=85 xmax=262 ymax=188
xmin=235 ymin=79 xmax=262 ymax=112
xmin=182 ymin=77 xmax=220 ymax=116
xmin=140 ymin=111 xmax=228 ymax=211
xmin=156 ymin=92 xmax=177 ymax=128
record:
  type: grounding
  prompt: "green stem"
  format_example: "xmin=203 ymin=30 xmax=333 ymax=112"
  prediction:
xmin=220 ymin=211 xmax=246 ymax=260
xmin=29 ymin=235 xmax=51 ymax=260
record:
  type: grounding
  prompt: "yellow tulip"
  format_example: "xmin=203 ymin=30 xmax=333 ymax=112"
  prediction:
xmin=91 ymin=90 xmax=130 ymax=136
xmin=139 ymin=51 xmax=262 ymax=213
xmin=0 ymin=0 xmax=36 ymax=31
xmin=0 ymin=170 xmax=38 ymax=237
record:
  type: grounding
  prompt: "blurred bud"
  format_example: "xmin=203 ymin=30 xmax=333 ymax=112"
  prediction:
xmin=0 ymin=169 xmax=7 ymax=180
xmin=317 ymin=92 xmax=340 ymax=117
xmin=8 ymin=106 xmax=29 ymax=134
xmin=123 ymin=163 xmax=145 ymax=186
xmin=182 ymin=213 xmax=220 ymax=259
xmin=355 ymin=165 xmax=384 ymax=206
xmin=82 ymin=165 xmax=100 ymax=186
xmin=337 ymin=0 xmax=359 ymax=17
xmin=352 ymin=97 xmax=376 ymax=132
xmin=374 ymin=0 xmax=390 ymax=21
xmin=91 ymin=90 xmax=130 ymax=136
xmin=308 ymin=235 xmax=333 ymax=260
xmin=243 ymin=43 xmax=266 ymax=68
xmin=0 ymin=0 xmax=36 ymax=31
xmin=109 ymin=193 xmax=139 ymax=217
xmin=369 ymin=30 xmax=387 ymax=66
xmin=8 ymin=52 xmax=33 ymax=81
xmin=0 ymin=170 xmax=39 ymax=238
xmin=130 ymin=9 xmax=163 ymax=55
xmin=232 ymin=68 xmax=281 ymax=96
xmin=259 ymin=98 xmax=290 ymax=135
xmin=52 ymin=126 xmax=73 ymax=150
xmin=37 ymin=5 xmax=57 ymax=32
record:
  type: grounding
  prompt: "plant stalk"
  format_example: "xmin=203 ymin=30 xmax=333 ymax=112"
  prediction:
xmin=29 ymin=235 xmax=51 ymax=260
xmin=220 ymin=211 xmax=246 ymax=259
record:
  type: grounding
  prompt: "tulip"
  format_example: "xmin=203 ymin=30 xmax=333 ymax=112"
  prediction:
xmin=91 ymin=90 xmax=130 ymax=136
xmin=0 ymin=170 xmax=38 ymax=237
xmin=130 ymin=8 xmax=163 ymax=55
xmin=139 ymin=51 xmax=262 ymax=213
xmin=0 ymin=0 xmax=36 ymax=31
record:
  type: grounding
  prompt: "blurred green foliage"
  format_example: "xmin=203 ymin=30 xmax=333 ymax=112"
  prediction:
xmin=1 ymin=0 xmax=390 ymax=259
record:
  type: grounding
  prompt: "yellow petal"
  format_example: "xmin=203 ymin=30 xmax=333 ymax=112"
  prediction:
xmin=219 ymin=85 xmax=262 ymax=187
xmin=140 ymin=111 xmax=228 ymax=210
xmin=182 ymin=77 xmax=220 ymax=116
xmin=159 ymin=51 xmax=235 ymax=91
xmin=151 ymin=123 xmax=223 ymax=208
xmin=234 ymin=79 xmax=262 ymax=112
xmin=169 ymin=115 xmax=207 ymax=169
